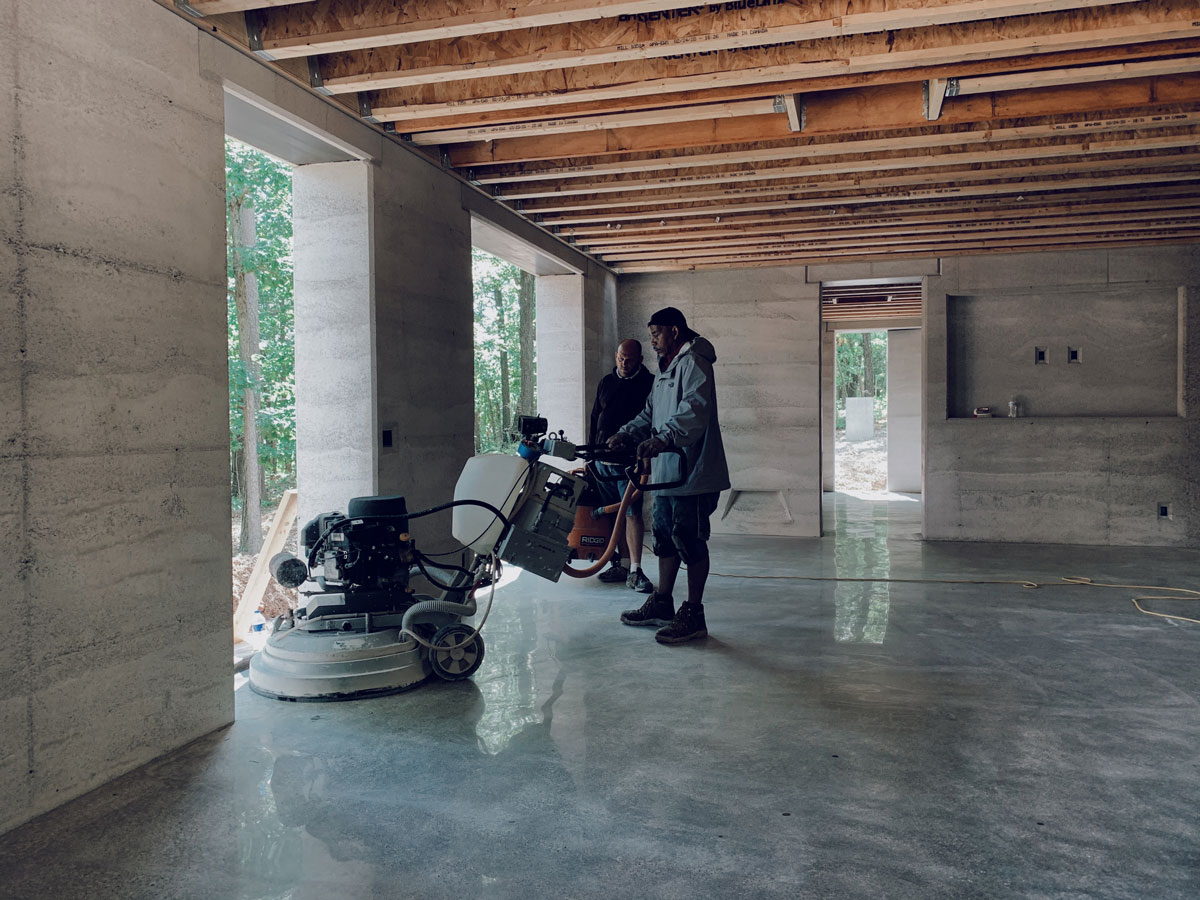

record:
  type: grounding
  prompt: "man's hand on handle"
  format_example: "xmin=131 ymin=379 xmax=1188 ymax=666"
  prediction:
xmin=636 ymin=436 xmax=668 ymax=460
xmin=607 ymin=432 xmax=634 ymax=451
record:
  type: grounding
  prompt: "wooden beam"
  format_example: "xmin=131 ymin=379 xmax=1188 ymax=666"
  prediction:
xmin=521 ymin=155 xmax=1200 ymax=214
xmin=613 ymin=231 xmax=1200 ymax=271
xmin=496 ymin=132 xmax=1200 ymax=200
xmin=597 ymin=215 xmax=1200 ymax=261
xmin=407 ymin=38 xmax=1200 ymax=136
xmin=781 ymin=95 xmax=804 ymax=133
xmin=561 ymin=186 xmax=1200 ymax=236
xmin=261 ymin=0 xmax=710 ymax=59
xmin=477 ymin=110 xmax=1200 ymax=183
xmin=412 ymin=99 xmax=776 ymax=145
xmin=184 ymin=0 xmax=310 ymax=14
xmin=367 ymin=4 xmax=1200 ymax=120
xmin=537 ymin=170 xmax=1200 ymax=225
xmin=324 ymin=0 xmax=1137 ymax=94
xmin=232 ymin=489 xmax=298 ymax=640
xmin=582 ymin=206 xmax=1200 ymax=254
xmin=444 ymin=69 xmax=1200 ymax=166
xmin=953 ymin=53 xmax=1200 ymax=94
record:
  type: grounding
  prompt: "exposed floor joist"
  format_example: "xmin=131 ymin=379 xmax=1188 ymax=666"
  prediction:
xmin=168 ymin=0 xmax=1200 ymax=269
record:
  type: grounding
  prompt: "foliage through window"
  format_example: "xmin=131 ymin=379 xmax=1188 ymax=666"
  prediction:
xmin=472 ymin=249 xmax=536 ymax=453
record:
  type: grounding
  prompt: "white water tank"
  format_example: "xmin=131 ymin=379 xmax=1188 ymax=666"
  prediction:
xmin=452 ymin=454 xmax=530 ymax=554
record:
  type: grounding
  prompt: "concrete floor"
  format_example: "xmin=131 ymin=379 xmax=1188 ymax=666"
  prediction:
xmin=2 ymin=493 xmax=1199 ymax=899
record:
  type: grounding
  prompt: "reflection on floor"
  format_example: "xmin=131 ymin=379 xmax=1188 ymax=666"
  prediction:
xmin=3 ymin=492 xmax=1199 ymax=899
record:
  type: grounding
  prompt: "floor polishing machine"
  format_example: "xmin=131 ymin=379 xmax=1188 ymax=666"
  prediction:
xmin=248 ymin=415 xmax=663 ymax=701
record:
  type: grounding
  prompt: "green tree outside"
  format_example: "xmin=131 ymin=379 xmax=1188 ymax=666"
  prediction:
xmin=225 ymin=139 xmax=296 ymax=550
xmin=472 ymin=249 xmax=536 ymax=453
xmin=834 ymin=331 xmax=888 ymax=430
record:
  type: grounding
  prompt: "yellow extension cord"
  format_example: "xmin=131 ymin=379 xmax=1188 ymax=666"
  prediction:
xmin=702 ymin=570 xmax=1200 ymax=626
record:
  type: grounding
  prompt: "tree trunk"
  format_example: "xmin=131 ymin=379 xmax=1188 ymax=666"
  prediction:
xmin=517 ymin=269 xmax=535 ymax=415
xmin=495 ymin=286 xmax=511 ymax=435
xmin=232 ymin=200 xmax=263 ymax=555
xmin=861 ymin=332 xmax=876 ymax=416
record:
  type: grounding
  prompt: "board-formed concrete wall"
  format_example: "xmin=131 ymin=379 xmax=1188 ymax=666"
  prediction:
xmin=0 ymin=0 xmax=233 ymax=835
xmin=617 ymin=267 xmax=822 ymax=537
xmin=925 ymin=245 xmax=1200 ymax=546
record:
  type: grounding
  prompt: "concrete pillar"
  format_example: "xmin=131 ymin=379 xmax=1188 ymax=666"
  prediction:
xmin=1 ymin=0 xmax=232 ymax=835
xmin=292 ymin=161 xmax=378 ymax=527
xmin=1183 ymin=285 xmax=1200 ymax=547
xmin=536 ymin=274 xmax=588 ymax=442
xmin=887 ymin=328 xmax=923 ymax=493
xmin=821 ymin=326 xmax=835 ymax=491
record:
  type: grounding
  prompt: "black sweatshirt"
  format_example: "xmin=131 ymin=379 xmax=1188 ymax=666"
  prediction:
xmin=589 ymin=365 xmax=654 ymax=445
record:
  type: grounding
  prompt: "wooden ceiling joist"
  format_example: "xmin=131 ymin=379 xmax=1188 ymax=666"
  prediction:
xmin=537 ymin=171 xmax=1200 ymax=226
xmin=582 ymin=208 xmax=1200 ymax=255
xmin=442 ymin=67 xmax=1200 ymax=166
xmin=318 ymin=0 xmax=1137 ymax=94
xmin=560 ymin=187 xmax=1200 ymax=237
xmin=613 ymin=230 xmax=1200 ymax=272
xmin=259 ymin=0 xmax=709 ymax=59
xmin=180 ymin=0 xmax=309 ymax=15
xmin=411 ymin=99 xmax=778 ymax=146
xmin=494 ymin=132 xmax=1200 ymax=200
xmin=366 ymin=2 xmax=1200 ymax=121
xmin=477 ymin=110 xmax=1200 ymax=184
xmin=597 ymin=216 xmax=1200 ymax=262
xmin=519 ymin=155 xmax=1200 ymax=215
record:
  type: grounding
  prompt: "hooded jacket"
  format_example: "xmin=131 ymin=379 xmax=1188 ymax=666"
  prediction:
xmin=617 ymin=336 xmax=731 ymax=497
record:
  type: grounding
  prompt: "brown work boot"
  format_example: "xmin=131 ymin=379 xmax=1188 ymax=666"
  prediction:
xmin=620 ymin=592 xmax=674 ymax=627
xmin=655 ymin=602 xmax=708 ymax=644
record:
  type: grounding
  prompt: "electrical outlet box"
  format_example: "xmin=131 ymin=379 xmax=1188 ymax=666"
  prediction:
xmin=1158 ymin=503 xmax=1172 ymax=520
xmin=1067 ymin=346 xmax=1082 ymax=364
xmin=1034 ymin=347 xmax=1047 ymax=365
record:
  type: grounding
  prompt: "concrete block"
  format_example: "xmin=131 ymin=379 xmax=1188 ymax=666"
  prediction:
xmin=805 ymin=258 xmax=940 ymax=283
xmin=1107 ymin=244 xmax=1200 ymax=285
xmin=0 ymin=243 xmax=21 ymax=456
xmin=16 ymin=32 xmax=225 ymax=280
xmin=22 ymin=250 xmax=227 ymax=455
xmin=0 ymin=695 xmax=31 ymax=835
xmin=940 ymin=249 xmax=1108 ymax=291
xmin=24 ymin=449 xmax=230 ymax=683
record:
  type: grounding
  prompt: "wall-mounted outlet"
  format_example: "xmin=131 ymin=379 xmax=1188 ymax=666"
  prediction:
xmin=380 ymin=420 xmax=398 ymax=452
xmin=1034 ymin=347 xmax=1047 ymax=365
xmin=1158 ymin=503 xmax=1172 ymax=520
xmin=1067 ymin=346 xmax=1082 ymax=364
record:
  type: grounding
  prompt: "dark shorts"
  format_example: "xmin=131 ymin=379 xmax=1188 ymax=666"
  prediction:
xmin=652 ymin=492 xmax=720 ymax=562
xmin=591 ymin=461 xmax=644 ymax=517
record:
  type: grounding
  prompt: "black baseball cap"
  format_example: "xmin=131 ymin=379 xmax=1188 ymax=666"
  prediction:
xmin=648 ymin=306 xmax=695 ymax=337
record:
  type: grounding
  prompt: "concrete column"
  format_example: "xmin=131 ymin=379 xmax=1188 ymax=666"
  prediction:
xmin=536 ymin=274 xmax=588 ymax=442
xmin=2 ymin=0 xmax=231 ymax=835
xmin=821 ymin=326 xmax=835 ymax=491
xmin=292 ymin=161 xmax=378 ymax=527
xmin=887 ymin=328 xmax=923 ymax=493
xmin=1183 ymin=285 xmax=1200 ymax=547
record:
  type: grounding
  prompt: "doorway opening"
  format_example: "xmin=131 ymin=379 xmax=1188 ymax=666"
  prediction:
xmin=834 ymin=329 xmax=888 ymax=492
xmin=471 ymin=248 xmax=537 ymax=453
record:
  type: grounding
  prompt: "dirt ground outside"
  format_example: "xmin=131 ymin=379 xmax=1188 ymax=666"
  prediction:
xmin=835 ymin=424 xmax=888 ymax=491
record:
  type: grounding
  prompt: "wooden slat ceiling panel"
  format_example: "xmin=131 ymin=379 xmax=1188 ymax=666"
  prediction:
xmin=166 ymin=0 xmax=1200 ymax=271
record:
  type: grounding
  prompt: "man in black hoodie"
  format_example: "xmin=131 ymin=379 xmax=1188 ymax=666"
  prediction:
xmin=588 ymin=339 xmax=655 ymax=591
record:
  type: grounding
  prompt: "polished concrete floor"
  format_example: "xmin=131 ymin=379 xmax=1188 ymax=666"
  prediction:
xmin=2 ymin=493 xmax=1199 ymax=899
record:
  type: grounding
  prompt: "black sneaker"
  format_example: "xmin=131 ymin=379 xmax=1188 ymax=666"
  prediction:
xmin=626 ymin=568 xmax=654 ymax=593
xmin=620 ymin=593 xmax=674 ymax=627
xmin=655 ymin=603 xmax=708 ymax=644
xmin=598 ymin=563 xmax=630 ymax=584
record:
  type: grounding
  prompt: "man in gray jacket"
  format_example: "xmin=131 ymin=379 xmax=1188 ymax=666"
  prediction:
xmin=607 ymin=306 xmax=730 ymax=644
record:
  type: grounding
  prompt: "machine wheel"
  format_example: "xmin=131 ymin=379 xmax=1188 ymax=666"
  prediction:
xmin=428 ymin=624 xmax=485 ymax=681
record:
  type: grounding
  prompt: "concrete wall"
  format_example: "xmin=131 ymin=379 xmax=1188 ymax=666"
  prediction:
xmin=294 ymin=161 xmax=378 ymax=526
xmin=617 ymin=268 xmax=822 ymax=537
xmin=1 ymin=0 xmax=233 ymax=834
xmin=925 ymin=245 xmax=1200 ymax=546
xmin=887 ymin=328 xmax=922 ymax=493
xmin=536 ymin=274 xmax=587 ymax=442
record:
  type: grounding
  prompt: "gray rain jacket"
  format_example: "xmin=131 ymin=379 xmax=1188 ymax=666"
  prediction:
xmin=618 ymin=336 xmax=731 ymax=497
